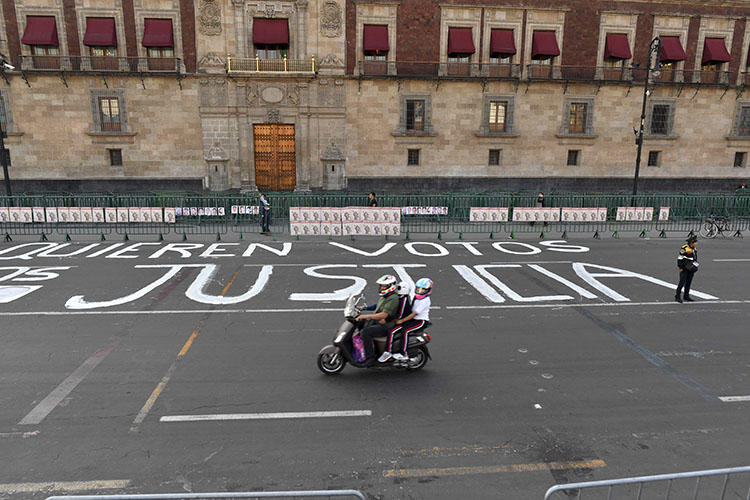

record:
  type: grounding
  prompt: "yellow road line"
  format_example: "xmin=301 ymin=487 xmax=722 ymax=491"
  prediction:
xmin=130 ymin=267 xmax=241 ymax=432
xmin=0 ymin=479 xmax=130 ymax=494
xmin=383 ymin=459 xmax=606 ymax=478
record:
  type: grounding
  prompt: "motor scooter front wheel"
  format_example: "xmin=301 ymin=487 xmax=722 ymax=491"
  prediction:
xmin=407 ymin=346 xmax=429 ymax=371
xmin=317 ymin=351 xmax=346 ymax=375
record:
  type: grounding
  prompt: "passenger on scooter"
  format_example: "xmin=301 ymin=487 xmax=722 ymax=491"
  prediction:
xmin=379 ymin=278 xmax=432 ymax=363
xmin=356 ymin=275 xmax=400 ymax=366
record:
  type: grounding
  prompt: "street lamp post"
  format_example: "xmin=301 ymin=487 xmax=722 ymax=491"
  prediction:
xmin=633 ymin=37 xmax=662 ymax=202
xmin=0 ymin=52 xmax=12 ymax=197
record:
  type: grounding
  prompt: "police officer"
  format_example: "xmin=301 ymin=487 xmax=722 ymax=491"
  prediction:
xmin=675 ymin=235 xmax=699 ymax=303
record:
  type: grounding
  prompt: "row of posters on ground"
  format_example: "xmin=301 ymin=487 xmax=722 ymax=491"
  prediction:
xmin=469 ymin=207 xmax=670 ymax=222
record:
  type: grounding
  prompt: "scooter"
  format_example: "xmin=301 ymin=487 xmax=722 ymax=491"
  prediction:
xmin=317 ymin=294 xmax=432 ymax=375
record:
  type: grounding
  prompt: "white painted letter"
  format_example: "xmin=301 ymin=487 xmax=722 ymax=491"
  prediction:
xmin=0 ymin=267 xmax=31 ymax=282
xmin=527 ymin=264 xmax=598 ymax=299
xmin=106 ymin=243 xmax=161 ymax=259
xmin=289 ymin=265 xmax=367 ymax=301
xmin=453 ymin=265 xmax=506 ymax=303
xmin=0 ymin=285 xmax=42 ymax=303
xmin=476 ymin=265 xmax=573 ymax=302
xmin=572 ymin=262 xmax=719 ymax=302
xmin=362 ymin=263 xmax=426 ymax=294
xmin=148 ymin=243 xmax=204 ymax=259
xmin=404 ymin=242 xmax=449 ymax=257
xmin=0 ymin=243 xmax=59 ymax=260
xmin=539 ymin=240 xmax=590 ymax=253
xmin=491 ymin=242 xmax=541 ymax=255
xmin=12 ymin=267 xmax=72 ymax=281
xmin=185 ymin=264 xmax=272 ymax=304
xmin=200 ymin=243 xmax=239 ymax=258
xmin=36 ymin=243 xmax=100 ymax=258
xmin=242 ymin=243 xmax=292 ymax=257
xmin=446 ymin=242 xmax=484 ymax=256
xmin=328 ymin=241 xmax=396 ymax=257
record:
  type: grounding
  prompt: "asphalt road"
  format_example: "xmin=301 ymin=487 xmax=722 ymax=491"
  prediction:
xmin=0 ymin=235 xmax=749 ymax=499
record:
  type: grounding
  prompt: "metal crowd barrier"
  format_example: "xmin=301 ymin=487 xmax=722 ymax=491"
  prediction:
xmin=46 ymin=491 xmax=366 ymax=500
xmin=544 ymin=465 xmax=750 ymax=499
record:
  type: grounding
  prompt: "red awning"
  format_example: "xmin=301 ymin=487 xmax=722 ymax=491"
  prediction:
xmin=531 ymin=31 xmax=560 ymax=59
xmin=253 ymin=18 xmax=289 ymax=45
xmin=448 ymin=27 xmax=475 ymax=55
xmin=142 ymin=18 xmax=173 ymax=47
xmin=363 ymin=25 xmax=389 ymax=52
xmin=702 ymin=37 xmax=730 ymax=64
xmin=83 ymin=18 xmax=117 ymax=46
xmin=21 ymin=16 xmax=59 ymax=46
xmin=490 ymin=29 xmax=516 ymax=57
xmin=604 ymin=33 xmax=631 ymax=60
xmin=660 ymin=36 xmax=686 ymax=62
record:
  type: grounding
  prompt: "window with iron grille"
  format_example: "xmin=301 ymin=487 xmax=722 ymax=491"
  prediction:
xmin=567 ymin=150 xmax=580 ymax=166
xmin=737 ymin=106 xmax=750 ymax=136
xmin=406 ymin=100 xmax=425 ymax=131
xmin=647 ymin=151 xmax=660 ymax=167
xmin=568 ymin=103 xmax=588 ymax=134
xmin=98 ymin=97 xmax=121 ymax=131
xmin=407 ymin=149 xmax=420 ymax=166
xmin=0 ymin=96 xmax=6 ymax=130
xmin=734 ymin=152 xmax=746 ymax=168
xmin=109 ymin=148 xmax=123 ymax=166
xmin=489 ymin=149 xmax=501 ymax=166
xmin=650 ymin=104 xmax=670 ymax=135
xmin=489 ymin=101 xmax=507 ymax=132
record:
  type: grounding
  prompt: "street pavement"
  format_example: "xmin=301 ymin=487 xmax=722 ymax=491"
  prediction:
xmin=0 ymin=234 xmax=749 ymax=499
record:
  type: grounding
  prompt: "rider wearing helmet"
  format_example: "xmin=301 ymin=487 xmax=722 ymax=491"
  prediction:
xmin=380 ymin=277 xmax=432 ymax=363
xmin=357 ymin=275 xmax=401 ymax=365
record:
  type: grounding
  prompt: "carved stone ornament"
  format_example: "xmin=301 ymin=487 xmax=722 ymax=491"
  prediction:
xmin=198 ymin=52 xmax=226 ymax=68
xmin=199 ymin=0 xmax=222 ymax=36
xmin=287 ymin=83 xmax=301 ymax=105
xmin=267 ymin=108 xmax=280 ymax=123
xmin=246 ymin=83 xmax=258 ymax=105
xmin=200 ymin=78 xmax=228 ymax=107
xmin=265 ymin=4 xmax=275 ymax=17
xmin=321 ymin=142 xmax=345 ymax=161
xmin=318 ymin=53 xmax=344 ymax=67
xmin=320 ymin=0 xmax=342 ymax=38
xmin=206 ymin=142 xmax=228 ymax=161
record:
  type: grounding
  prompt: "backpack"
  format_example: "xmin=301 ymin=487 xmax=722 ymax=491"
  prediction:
xmin=352 ymin=333 xmax=366 ymax=362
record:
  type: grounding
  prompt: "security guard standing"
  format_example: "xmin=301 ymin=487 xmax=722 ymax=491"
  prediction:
xmin=675 ymin=235 xmax=699 ymax=303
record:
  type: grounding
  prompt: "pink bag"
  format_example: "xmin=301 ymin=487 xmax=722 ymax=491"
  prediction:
xmin=352 ymin=333 xmax=366 ymax=362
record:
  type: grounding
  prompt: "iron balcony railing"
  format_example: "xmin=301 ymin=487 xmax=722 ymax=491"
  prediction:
xmin=227 ymin=56 xmax=315 ymax=74
xmin=357 ymin=60 xmax=521 ymax=78
xmin=20 ymin=55 xmax=182 ymax=73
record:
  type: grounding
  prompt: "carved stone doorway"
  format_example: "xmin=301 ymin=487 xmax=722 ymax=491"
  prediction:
xmin=253 ymin=124 xmax=296 ymax=191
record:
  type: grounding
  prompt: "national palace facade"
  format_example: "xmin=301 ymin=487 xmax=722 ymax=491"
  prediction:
xmin=1 ymin=0 xmax=750 ymax=192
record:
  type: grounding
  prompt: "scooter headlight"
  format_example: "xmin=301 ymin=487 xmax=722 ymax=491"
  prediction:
xmin=334 ymin=331 xmax=348 ymax=343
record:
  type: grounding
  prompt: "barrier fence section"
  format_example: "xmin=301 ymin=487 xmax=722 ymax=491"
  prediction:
xmin=45 ymin=490 xmax=366 ymax=500
xmin=0 ymin=192 xmax=748 ymax=238
xmin=543 ymin=465 xmax=750 ymax=500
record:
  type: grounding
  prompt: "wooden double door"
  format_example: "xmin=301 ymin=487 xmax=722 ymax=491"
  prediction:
xmin=253 ymin=124 xmax=296 ymax=191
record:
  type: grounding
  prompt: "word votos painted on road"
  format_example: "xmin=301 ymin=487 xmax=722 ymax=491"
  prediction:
xmin=0 ymin=262 xmax=718 ymax=308
xmin=0 ymin=240 xmax=589 ymax=260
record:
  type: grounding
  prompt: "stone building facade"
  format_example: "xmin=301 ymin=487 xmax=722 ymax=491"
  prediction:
xmin=1 ymin=0 xmax=749 ymax=192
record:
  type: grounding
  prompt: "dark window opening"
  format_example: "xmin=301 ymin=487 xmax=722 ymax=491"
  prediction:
xmin=738 ymin=107 xmax=750 ymax=136
xmin=489 ymin=149 xmax=501 ymax=166
xmin=406 ymin=100 xmax=425 ymax=131
xmin=567 ymin=150 xmax=580 ymax=166
xmin=651 ymin=104 xmax=670 ymax=135
xmin=407 ymin=149 xmax=420 ymax=166
xmin=734 ymin=152 xmax=746 ymax=168
xmin=648 ymin=151 xmax=660 ymax=167
xmin=98 ymin=97 xmax=121 ymax=131
xmin=489 ymin=101 xmax=507 ymax=132
xmin=568 ymin=103 xmax=588 ymax=134
xmin=109 ymin=148 xmax=122 ymax=166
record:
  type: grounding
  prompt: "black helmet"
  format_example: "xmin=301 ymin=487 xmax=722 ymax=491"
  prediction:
xmin=686 ymin=235 xmax=698 ymax=244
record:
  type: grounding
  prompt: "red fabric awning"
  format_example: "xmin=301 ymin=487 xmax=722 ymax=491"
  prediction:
xmin=448 ymin=27 xmax=475 ymax=55
xmin=604 ymin=33 xmax=631 ymax=60
xmin=702 ymin=37 xmax=730 ymax=64
xmin=21 ymin=16 xmax=59 ymax=46
xmin=490 ymin=29 xmax=516 ymax=57
xmin=363 ymin=24 xmax=389 ymax=51
xmin=660 ymin=36 xmax=686 ymax=62
xmin=142 ymin=18 xmax=173 ymax=47
xmin=83 ymin=18 xmax=117 ymax=47
xmin=531 ymin=31 xmax=560 ymax=59
xmin=253 ymin=18 xmax=289 ymax=45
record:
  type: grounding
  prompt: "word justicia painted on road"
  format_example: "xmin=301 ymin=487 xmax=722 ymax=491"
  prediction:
xmin=0 ymin=241 xmax=590 ymax=260
xmin=0 ymin=262 xmax=718 ymax=308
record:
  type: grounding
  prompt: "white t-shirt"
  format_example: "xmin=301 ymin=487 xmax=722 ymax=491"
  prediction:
xmin=412 ymin=296 xmax=430 ymax=321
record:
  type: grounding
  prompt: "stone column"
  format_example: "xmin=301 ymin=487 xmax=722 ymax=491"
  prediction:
xmin=232 ymin=0 xmax=247 ymax=58
xmin=296 ymin=0 xmax=308 ymax=59
xmin=295 ymin=111 xmax=311 ymax=191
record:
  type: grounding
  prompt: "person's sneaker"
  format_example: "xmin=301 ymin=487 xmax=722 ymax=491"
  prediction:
xmin=392 ymin=353 xmax=408 ymax=361
xmin=684 ymin=296 xmax=694 ymax=302
xmin=675 ymin=295 xmax=683 ymax=303
xmin=378 ymin=352 xmax=393 ymax=363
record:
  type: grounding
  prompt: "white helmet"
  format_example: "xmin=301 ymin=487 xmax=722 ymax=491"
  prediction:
xmin=396 ymin=281 xmax=410 ymax=296
xmin=376 ymin=274 xmax=397 ymax=296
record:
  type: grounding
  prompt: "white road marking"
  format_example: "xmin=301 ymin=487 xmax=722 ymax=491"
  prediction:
xmin=713 ymin=259 xmax=750 ymax=262
xmin=719 ymin=395 xmax=750 ymax=402
xmin=0 ymin=300 xmax=748 ymax=317
xmin=160 ymin=410 xmax=372 ymax=422
xmin=18 ymin=341 xmax=119 ymax=425
xmin=0 ymin=480 xmax=129 ymax=494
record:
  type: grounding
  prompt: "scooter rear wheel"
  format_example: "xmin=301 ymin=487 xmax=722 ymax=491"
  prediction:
xmin=317 ymin=352 xmax=346 ymax=375
xmin=407 ymin=346 xmax=429 ymax=371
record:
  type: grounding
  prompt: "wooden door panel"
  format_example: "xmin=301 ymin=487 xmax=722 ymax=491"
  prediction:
xmin=253 ymin=124 xmax=296 ymax=192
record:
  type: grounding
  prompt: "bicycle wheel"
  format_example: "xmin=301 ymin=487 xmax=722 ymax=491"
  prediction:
xmin=699 ymin=221 xmax=717 ymax=238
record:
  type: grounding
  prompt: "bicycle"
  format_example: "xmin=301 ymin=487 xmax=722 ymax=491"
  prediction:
xmin=699 ymin=216 xmax=731 ymax=238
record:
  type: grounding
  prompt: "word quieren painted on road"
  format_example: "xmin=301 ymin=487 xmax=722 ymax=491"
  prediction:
xmin=0 ymin=240 xmax=590 ymax=260
xmin=0 ymin=261 xmax=720 ymax=309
